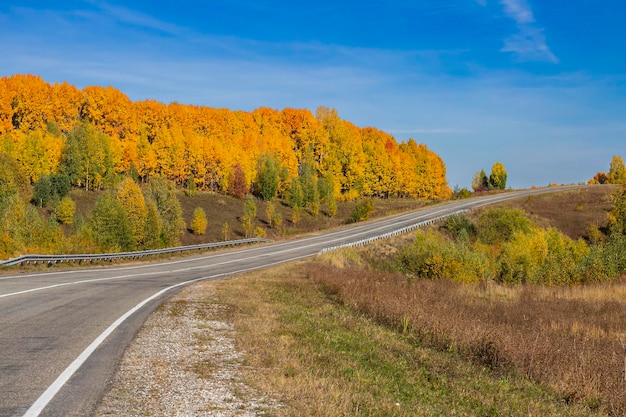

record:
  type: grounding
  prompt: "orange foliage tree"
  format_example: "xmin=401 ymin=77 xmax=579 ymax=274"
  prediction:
xmin=0 ymin=74 xmax=452 ymax=200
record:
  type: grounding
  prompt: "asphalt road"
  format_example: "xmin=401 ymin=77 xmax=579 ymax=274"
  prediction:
xmin=0 ymin=185 xmax=586 ymax=416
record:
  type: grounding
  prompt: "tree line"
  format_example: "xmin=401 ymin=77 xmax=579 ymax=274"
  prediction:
xmin=0 ymin=74 xmax=451 ymax=201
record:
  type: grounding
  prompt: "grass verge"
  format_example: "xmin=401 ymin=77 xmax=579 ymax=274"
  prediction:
xmin=210 ymin=262 xmax=604 ymax=416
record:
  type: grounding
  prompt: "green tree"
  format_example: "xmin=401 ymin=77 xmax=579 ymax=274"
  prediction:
xmin=488 ymin=162 xmax=507 ymax=190
xmin=186 ymin=173 xmax=197 ymax=197
xmin=116 ymin=178 xmax=147 ymax=249
xmin=300 ymin=159 xmax=320 ymax=215
xmin=32 ymin=175 xmax=53 ymax=207
xmin=190 ymin=207 xmax=208 ymax=235
xmin=243 ymin=194 xmax=257 ymax=220
xmin=240 ymin=194 xmax=257 ymax=237
xmin=32 ymin=173 xmax=71 ymax=208
xmin=222 ymin=221 xmax=231 ymax=241
xmin=0 ymin=153 xmax=30 ymax=201
xmin=89 ymin=192 xmax=134 ymax=251
xmin=287 ymin=178 xmax=304 ymax=209
xmin=143 ymin=176 xmax=185 ymax=246
xmin=61 ymin=122 xmax=114 ymax=191
xmin=50 ymin=173 xmax=71 ymax=199
xmin=143 ymin=199 xmax=163 ymax=249
xmin=265 ymin=201 xmax=276 ymax=227
xmin=271 ymin=210 xmax=283 ymax=229
xmin=255 ymin=153 xmax=280 ymax=201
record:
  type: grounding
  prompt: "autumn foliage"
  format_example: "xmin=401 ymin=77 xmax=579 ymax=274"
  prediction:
xmin=0 ymin=74 xmax=453 ymax=258
xmin=0 ymin=74 xmax=451 ymax=201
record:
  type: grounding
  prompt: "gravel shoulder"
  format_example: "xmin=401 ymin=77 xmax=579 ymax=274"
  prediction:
xmin=95 ymin=282 xmax=281 ymax=417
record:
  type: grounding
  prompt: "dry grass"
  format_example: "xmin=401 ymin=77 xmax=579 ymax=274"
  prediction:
xmin=308 ymin=250 xmax=626 ymax=415
xmin=207 ymin=262 xmax=605 ymax=416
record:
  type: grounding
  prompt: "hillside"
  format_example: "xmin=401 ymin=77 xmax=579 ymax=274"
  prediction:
xmin=1 ymin=73 xmax=453 ymax=259
xmin=67 ymin=185 xmax=615 ymax=251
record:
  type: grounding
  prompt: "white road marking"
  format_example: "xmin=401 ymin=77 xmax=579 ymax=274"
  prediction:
xmin=1 ymin=208 xmax=445 ymax=299
xmin=22 ymin=254 xmax=311 ymax=417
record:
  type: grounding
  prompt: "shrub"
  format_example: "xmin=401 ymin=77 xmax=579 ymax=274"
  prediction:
xmin=255 ymin=153 xmax=280 ymax=201
xmin=497 ymin=229 xmax=547 ymax=284
xmin=271 ymin=210 xmax=283 ymax=229
xmin=190 ymin=207 xmax=208 ymax=235
xmin=348 ymin=199 xmax=374 ymax=223
xmin=399 ymin=229 xmax=492 ymax=283
xmin=443 ymin=214 xmax=476 ymax=241
xmin=254 ymin=226 xmax=266 ymax=238
xmin=454 ymin=187 xmax=472 ymax=199
xmin=477 ymin=208 xmax=533 ymax=244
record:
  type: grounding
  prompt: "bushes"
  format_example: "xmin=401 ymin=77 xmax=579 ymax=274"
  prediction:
xmin=477 ymin=207 xmax=533 ymax=244
xmin=443 ymin=214 xmax=476 ymax=241
xmin=348 ymin=199 xmax=374 ymax=223
xmin=400 ymin=208 xmax=624 ymax=285
xmin=399 ymin=229 xmax=493 ymax=283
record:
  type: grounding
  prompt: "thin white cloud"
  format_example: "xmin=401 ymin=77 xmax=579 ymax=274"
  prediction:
xmin=85 ymin=0 xmax=182 ymax=35
xmin=497 ymin=0 xmax=558 ymax=63
xmin=502 ymin=27 xmax=558 ymax=63
xmin=500 ymin=0 xmax=534 ymax=24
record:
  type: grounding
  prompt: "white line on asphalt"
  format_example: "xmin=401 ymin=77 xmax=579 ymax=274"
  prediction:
xmin=1 ymin=209 xmax=446 ymax=299
xmin=22 ymin=254 xmax=311 ymax=417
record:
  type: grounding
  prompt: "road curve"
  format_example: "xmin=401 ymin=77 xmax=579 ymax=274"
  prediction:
xmin=0 ymin=185 xmax=588 ymax=416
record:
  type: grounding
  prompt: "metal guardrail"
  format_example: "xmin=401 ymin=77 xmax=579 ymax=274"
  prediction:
xmin=0 ymin=238 xmax=270 ymax=267
xmin=320 ymin=210 xmax=467 ymax=254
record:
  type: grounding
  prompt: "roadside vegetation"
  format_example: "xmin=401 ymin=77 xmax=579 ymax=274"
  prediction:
xmin=193 ymin=186 xmax=626 ymax=416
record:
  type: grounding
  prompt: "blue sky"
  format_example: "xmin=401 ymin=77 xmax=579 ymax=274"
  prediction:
xmin=1 ymin=1 xmax=625 ymax=189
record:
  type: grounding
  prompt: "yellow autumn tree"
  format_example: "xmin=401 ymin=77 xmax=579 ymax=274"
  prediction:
xmin=116 ymin=177 xmax=147 ymax=248
xmin=190 ymin=207 xmax=208 ymax=235
xmin=489 ymin=162 xmax=508 ymax=190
